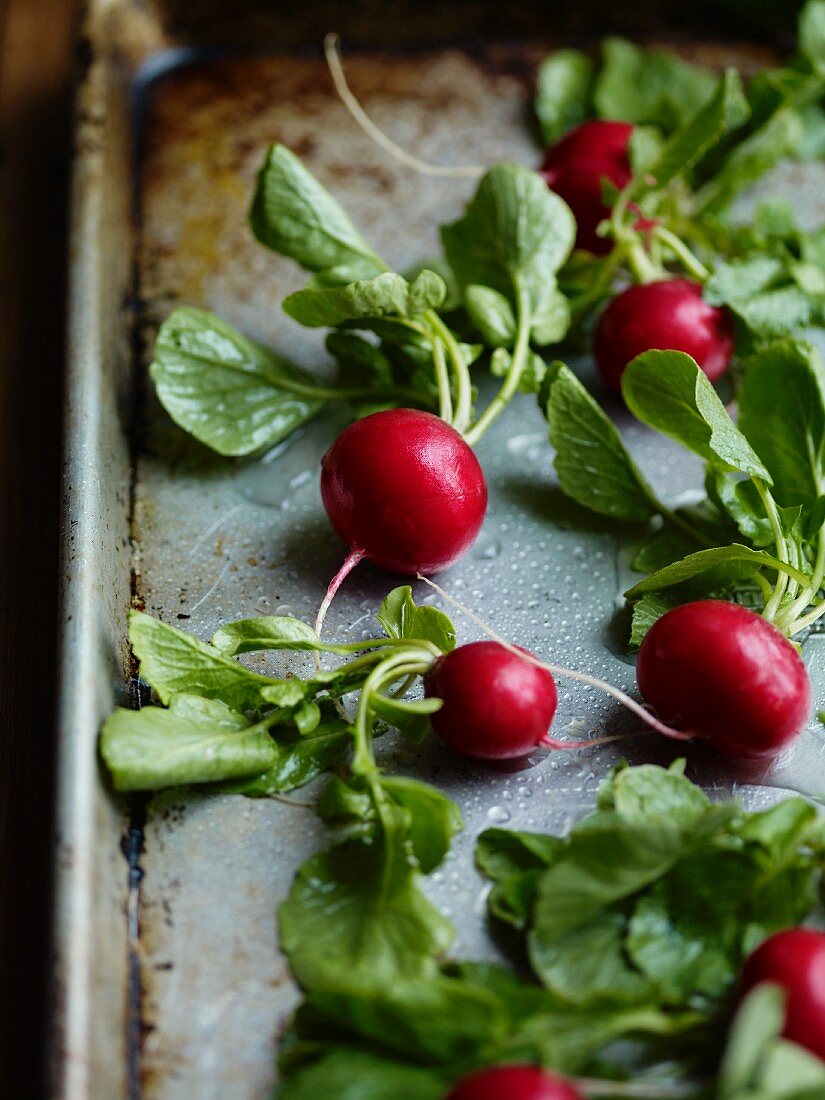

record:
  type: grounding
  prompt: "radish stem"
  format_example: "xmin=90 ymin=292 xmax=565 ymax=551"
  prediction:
xmin=324 ymin=33 xmax=484 ymax=179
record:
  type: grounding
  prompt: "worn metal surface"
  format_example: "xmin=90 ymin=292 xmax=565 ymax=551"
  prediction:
xmin=55 ymin=3 xmax=825 ymax=1098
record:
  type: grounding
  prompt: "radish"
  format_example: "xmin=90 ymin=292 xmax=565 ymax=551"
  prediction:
xmin=316 ymin=409 xmax=487 ymax=633
xmin=425 ymin=642 xmax=559 ymax=760
xmin=540 ymin=120 xmax=634 ymax=255
xmin=636 ymin=601 xmax=811 ymax=760
xmin=446 ymin=1066 xmax=584 ymax=1100
xmin=594 ymin=277 xmax=734 ymax=392
xmin=740 ymin=928 xmax=825 ymax=1060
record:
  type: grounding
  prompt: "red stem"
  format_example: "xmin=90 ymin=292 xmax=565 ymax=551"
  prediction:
xmin=314 ymin=547 xmax=366 ymax=639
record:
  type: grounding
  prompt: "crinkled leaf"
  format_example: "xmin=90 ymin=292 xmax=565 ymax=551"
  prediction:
xmin=249 ymin=144 xmax=384 ymax=282
xmin=545 ymin=364 xmax=658 ymax=521
xmin=622 ymin=350 xmax=771 ymax=481
xmin=283 ymin=272 xmax=412 ymax=328
xmin=149 ymin=307 xmax=325 ymax=457
xmin=100 ymin=695 xmax=277 ymax=792
xmin=629 ymin=591 xmax=682 ymax=646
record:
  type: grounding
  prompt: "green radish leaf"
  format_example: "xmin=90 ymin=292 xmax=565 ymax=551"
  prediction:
xmin=277 ymin=1050 xmax=444 ymax=1100
xmin=624 ymin=544 xmax=797 ymax=598
xmin=129 ymin=610 xmax=273 ymax=712
xmin=544 ymin=364 xmax=658 ymax=521
xmin=279 ymin=809 xmax=453 ymax=991
xmin=149 ymin=307 xmax=325 ymax=457
xmin=283 ymin=272 xmax=412 ymax=328
xmin=249 ymin=144 xmax=384 ymax=282
xmin=381 ymin=778 xmax=463 ymax=874
xmin=705 ymin=469 xmax=775 ymax=546
xmin=627 ymin=69 xmax=749 ymax=199
xmin=440 ymin=164 xmax=575 ymax=317
xmin=530 ymin=287 xmax=572 ymax=346
xmin=705 ymin=255 xmax=788 ymax=304
xmin=211 ymin=615 xmax=323 ymax=655
xmin=377 ymin=586 xmax=456 ymax=653
xmin=800 ymin=0 xmax=825 ymax=76
xmin=465 ymin=285 xmax=516 ymax=347
xmin=621 ymin=350 xmax=771 ymax=481
xmin=220 ymin=720 xmax=353 ymax=796
xmin=283 ymin=270 xmax=446 ymax=330
xmin=100 ymin=695 xmax=277 ymax=792
xmin=476 ymin=828 xmax=563 ymax=882
xmin=717 ymin=985 xmax=788 ymax=1096
xmin=298 ymin=977 xmax=507 ymax=1066
xmin=407 ymin=269 xmax=448 ymax=314
xmin=694 ymin=107 xmax=804 ymax=215
xmin=326 ymin=332 xmax=395 ymax=389
xmin=370 ymin=693 xmax=441 ymax=745
xmin=593 ymin=38 xmax=715 ymax=133
xmin=731 ymin=286 xmax=814 ymax=339
xmin=629 ymin=592 xmax=681 ymax=646
xmin=535 ymin=50 xmax=594 ymax=144
xmin=739 ymin=339 xmax=825 ymax=508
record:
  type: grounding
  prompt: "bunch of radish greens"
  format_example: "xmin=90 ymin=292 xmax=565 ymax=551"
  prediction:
xmin=101 ymin=601 xmax=825 ymax=1097
xmin=100 ymin=597 xmax=825 ymax=1098
xmin=543 ymin=340 xmax=825 ymax=645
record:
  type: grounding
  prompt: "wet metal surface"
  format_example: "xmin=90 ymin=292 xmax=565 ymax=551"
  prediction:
xmin=57 ymin=5 xmax=825 ymax=1098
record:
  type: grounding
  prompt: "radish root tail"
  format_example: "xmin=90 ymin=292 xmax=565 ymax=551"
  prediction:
xmin=315 ymin=547 xmax=366 ymax=640
xmin=417 ymin=573 xmax=693 ymax=744
xmin=324 ymin=33 xmax=485 ymax=179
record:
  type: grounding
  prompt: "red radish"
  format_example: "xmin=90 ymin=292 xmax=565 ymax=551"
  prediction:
xmin=320 ymin=409 xmax=486 ymax=574
xmin=425 ymin=641 xmax=558 ymax=760
xmin=740 ymin=928 xmax=825 ymax=1060
xmin=540 ymin=120 xmax=634 ymax=254
xmin=636 ymin=601 xmax=811 ymax=760
xmin=595 ymin=277 xmax=735 ymax=392
xmin=446 ymin=1066 xmax=584 ymax=1100
xmin=315 ymin=409 xmax=487 ymax=635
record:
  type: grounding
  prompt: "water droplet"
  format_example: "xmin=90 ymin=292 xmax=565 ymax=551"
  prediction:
xmin=486 ymin=805 xmax=511 ymax=824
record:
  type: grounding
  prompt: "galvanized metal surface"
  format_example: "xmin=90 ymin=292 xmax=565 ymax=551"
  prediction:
xmin=55 ymin=3 xmax=825 ymax=1098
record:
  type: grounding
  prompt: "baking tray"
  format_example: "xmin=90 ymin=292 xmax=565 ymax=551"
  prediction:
xmin=52 ymin=2 xmax=825 ymax=1097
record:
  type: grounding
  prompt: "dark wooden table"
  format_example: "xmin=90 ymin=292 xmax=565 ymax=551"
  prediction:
xmin=0 ymin=0 xmax=76 ymax=1093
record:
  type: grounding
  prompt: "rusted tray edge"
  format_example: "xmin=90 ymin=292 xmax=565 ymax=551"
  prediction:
xmin=51 ymin=2 xmax=142 ymax=1096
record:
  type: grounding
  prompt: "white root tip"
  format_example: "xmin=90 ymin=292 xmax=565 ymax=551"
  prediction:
xmin=323 ymin=33 xmax=485 ymax=180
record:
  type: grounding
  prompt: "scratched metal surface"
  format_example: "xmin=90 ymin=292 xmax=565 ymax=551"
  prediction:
xmin=56 ymin=3 xmax=825 ymax=1099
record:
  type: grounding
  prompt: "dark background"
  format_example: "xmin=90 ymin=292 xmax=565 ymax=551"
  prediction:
xmin=0 ymin=0 xmax=809 ymax=1095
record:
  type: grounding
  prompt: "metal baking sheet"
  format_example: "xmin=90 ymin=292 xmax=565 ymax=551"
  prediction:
xmin=54 ymin=4 xmax=825 ymax=1098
